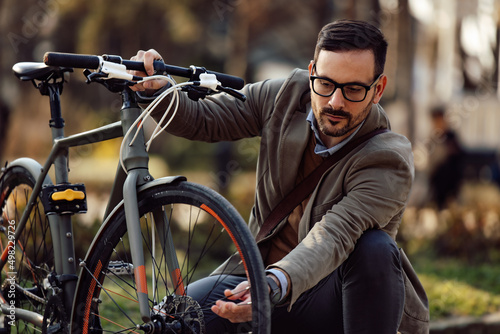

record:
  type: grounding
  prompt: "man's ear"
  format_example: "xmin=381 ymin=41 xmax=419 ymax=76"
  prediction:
xmin=373 ymin=75 xmax=387 ymax=104
xmin=308 ymin=61 xmax=315 ymax=91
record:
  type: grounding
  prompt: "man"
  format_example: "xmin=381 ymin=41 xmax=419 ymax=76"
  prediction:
xmin=132 ymin=19 xmax=427 ymax=333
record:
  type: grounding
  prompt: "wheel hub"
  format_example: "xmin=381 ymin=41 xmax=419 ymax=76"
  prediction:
xmin=150 ymin=295 xmax=205 ymax=334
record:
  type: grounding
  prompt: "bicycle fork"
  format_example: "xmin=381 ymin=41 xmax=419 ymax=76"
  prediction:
xmin=119 ymin=89 xmax=184 ymax=324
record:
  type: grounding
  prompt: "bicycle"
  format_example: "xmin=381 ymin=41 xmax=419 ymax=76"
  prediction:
xmin=0 ymin=52 xmax=271 ymax=334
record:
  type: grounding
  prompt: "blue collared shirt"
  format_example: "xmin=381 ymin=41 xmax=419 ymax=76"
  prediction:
xmin=306 ymin=109 xmax=364 ymax=157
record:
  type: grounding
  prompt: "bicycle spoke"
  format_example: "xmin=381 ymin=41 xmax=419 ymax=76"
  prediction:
xmin=80 ymin=263 xmax=139 ymax=328
xmin=89 ymin=313 xmax=139 ymax=334
xmin=103 ymin=272 xmax=138 ymax=301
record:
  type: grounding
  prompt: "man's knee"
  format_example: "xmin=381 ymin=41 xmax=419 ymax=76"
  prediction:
xmin=346 ymin=229 xmax=401 ymax=276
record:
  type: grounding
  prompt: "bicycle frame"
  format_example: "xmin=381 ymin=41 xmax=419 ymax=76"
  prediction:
xmin=1 ymin=80 xmax=178 ymax=325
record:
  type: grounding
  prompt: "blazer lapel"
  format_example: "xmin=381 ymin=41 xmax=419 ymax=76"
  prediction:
xmin=279 ymin=108 xmax=311 ymax=197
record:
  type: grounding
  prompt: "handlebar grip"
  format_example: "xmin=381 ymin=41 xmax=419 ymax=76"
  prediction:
xmin=44 ymin=52 xmax=101 ymax=69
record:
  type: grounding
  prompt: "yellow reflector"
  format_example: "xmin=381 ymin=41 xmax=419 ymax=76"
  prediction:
xmin=51 ymin=189 xmax=85 ymax=201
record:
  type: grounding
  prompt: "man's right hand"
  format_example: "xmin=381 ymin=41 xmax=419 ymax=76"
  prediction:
xmin=130 ymin=49 xmax=170 ymax=92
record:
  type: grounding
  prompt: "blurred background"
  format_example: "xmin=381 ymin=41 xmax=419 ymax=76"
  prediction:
xmin=1 ymin=0 xmax=500 ymax=328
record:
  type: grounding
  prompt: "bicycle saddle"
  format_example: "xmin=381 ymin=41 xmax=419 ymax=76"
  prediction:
xmin=12 ymin=62 xmax=70 ymax=81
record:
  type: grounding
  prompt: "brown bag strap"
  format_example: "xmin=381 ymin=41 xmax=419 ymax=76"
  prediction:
xmin=255 ymin=128 xmax=389 ymax=242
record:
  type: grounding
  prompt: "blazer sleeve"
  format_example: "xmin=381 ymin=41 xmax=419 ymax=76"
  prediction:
xmin=151 ymin=77 xmax=285 ymax=142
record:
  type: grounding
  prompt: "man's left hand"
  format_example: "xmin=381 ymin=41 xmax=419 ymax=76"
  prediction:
xmin=211 ymin=280 xmax=252 ymax=323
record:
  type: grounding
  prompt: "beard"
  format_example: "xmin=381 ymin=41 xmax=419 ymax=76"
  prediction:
xmin=315 ymin=97 xmax=373 ymax=138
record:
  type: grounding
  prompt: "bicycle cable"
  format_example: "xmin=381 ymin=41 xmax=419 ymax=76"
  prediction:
xmin=119 ymin=70 xmax=223 ymax=174
xmin=119 ymin=75 xmax=195 ymax=173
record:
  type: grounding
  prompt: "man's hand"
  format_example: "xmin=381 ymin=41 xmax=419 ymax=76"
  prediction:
xmin=211 ymin=280 xmax=253 ymax=323
xmin=129 ymin=49 xmax=169 ymax=92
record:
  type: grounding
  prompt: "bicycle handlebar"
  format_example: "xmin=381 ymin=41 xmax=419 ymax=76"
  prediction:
xmin=43 ymin=52 xmax=245 ymax=90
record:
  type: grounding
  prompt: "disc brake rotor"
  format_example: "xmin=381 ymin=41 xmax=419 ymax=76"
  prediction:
xmin=154 ymin=295 xmax=205 ymax=334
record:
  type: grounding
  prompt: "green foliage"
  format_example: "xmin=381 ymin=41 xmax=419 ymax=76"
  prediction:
xmin=413 ymin=256 xmax=500 ymax=319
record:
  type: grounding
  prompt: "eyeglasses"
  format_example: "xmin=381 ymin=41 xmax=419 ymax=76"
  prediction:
xmin=310 ymin=65 xmax=382 ymax=102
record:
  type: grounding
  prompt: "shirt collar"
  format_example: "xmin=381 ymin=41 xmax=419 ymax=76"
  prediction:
xmin=306 ymin=109 xmax=364 ymax=157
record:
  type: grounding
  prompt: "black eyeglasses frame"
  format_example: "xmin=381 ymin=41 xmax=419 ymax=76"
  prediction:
xmin=310 ymin=64 xmax=382 ymax=102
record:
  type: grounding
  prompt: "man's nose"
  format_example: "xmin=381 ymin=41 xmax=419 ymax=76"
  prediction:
xmin=329 ymin=87 xmax=346 ymax=109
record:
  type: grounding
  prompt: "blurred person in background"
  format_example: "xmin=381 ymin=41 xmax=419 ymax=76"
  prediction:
xmin=428 ymin=105 xmax=464 ymax=209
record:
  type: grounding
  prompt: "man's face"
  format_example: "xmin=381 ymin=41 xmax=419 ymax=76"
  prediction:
xmin=309 ymin=49 xmax=386 ymax=147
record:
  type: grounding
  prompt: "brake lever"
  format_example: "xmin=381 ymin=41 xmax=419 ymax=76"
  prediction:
xmin=217 ymin=86 xmax=247 ymax=102
xmin=84 ymin=69 xmax=137 ymax=92
xmin=84 ymin=69 xmax=107 ymax=83
xmin=191 ymin=72 xmax=246 ymax=102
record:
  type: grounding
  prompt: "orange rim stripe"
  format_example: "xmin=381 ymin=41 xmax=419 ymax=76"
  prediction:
xmin=83 ymin=260 xmax=103 ymax=334
xmin=200 ymin=204 xmax=249 ymax=274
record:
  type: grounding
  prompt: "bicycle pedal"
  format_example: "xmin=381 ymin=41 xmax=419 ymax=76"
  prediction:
xmin=106 ymin=261 xmax=133 ymax=275
xmin=41 ymin=184 xmax=87 ymax=215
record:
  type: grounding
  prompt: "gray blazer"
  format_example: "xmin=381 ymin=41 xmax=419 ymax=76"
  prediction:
xmin=158 ymin=69 xmax=427 ymax=330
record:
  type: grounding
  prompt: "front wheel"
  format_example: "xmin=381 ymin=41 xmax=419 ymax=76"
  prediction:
xmin=71 ymin=180 xmax=270 ymax=334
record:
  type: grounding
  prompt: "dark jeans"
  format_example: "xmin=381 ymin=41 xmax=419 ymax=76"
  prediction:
xmin=187 ymin=229 xmax=405 ymax=334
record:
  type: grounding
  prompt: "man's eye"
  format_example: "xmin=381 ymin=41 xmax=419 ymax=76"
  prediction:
xmin=345 ymin=85 xmax=363 ymax=93
xmin=319 ymin=79 xmax=333 ymax=87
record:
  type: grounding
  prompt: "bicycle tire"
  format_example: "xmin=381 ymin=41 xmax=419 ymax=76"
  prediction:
xmin=71 ymin=180 xmax=270 ymax=334
xmin=0 ymin=165 xmax=54 ymax=333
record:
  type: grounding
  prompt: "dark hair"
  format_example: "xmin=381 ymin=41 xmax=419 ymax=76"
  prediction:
xmin=314 ymin=20 xmax=388 ymax=77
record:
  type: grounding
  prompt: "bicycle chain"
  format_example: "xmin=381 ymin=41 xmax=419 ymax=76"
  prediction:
xmin=16 ymin=283 xmax=47 ymax=304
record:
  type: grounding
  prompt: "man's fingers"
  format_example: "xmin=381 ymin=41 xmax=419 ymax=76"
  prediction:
xmin=211 ymin=300 xmax=252 ymax=323
xmin=129 ymin=49 xmax=161 ymax=77
xmin=143 ymin=49 xmax=162 ymax=76
xmin=143 ymin=78 xmax=169 ymax=90
xmin=130 ymin=49 xmax=146 ymax=62
xmin=212 ymin=283 xmax=253 ymax=322
xmin=130 ymin=78 xmax=168 ymax=92
xmin=129 ymin=49 xmax=167 ymax=92
xmin=129 ymin=50 xmax=147 ymax=77
xmin=225 ymin=281 xmax=251 ymax=300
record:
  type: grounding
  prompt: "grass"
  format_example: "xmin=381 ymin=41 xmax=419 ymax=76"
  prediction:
xmin=412 ymin=254 xmax=500 ymax=320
